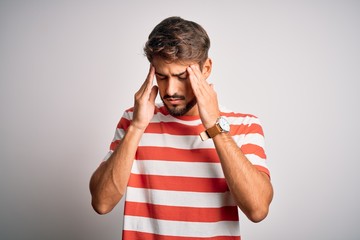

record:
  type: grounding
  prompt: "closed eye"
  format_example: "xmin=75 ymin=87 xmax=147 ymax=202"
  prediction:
xmin=155 ymin=71 xmax=187 ymax=80
xmin=177 ymin=72 xmax=188 ymax=80
xmin=155 ymin=73 xmax=167 ymax=80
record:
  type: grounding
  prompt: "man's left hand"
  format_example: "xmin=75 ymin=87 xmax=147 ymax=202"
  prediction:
xmin=187 ymin=64 xmax=220 ymax=129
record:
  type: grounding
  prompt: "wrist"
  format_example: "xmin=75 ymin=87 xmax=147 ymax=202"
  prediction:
xmin=203 ymin=113 xmax=221 ymax=129
xmin=128 ymin=123 xmax=147 ymax=135
xmin=203 ymin=118 xmax=219 ymax=129
xmin=200 ymin=116 xmax=230 ymax=141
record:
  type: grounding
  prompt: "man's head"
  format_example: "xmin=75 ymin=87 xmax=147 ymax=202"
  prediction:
xmin=144 ymin=16 xmax=210 ymax=69
xmin=144 ymin=17 xmax=212 ymax=117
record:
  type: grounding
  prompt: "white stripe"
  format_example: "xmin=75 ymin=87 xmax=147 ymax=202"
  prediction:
xmin=125 ymin=187 xmax=237 ymax=208
xmin=112 ymin=131 xmax=265 ymax=148
xmin=139 ymin=133 xmax=214 ymax=149
xmin=112 ymin=126 xmax=265 ymax=145
xmin=138 ymin=133 xmax=264 ymax=149
xmin=245 ymin=154 xmax=268 ymax=168
xmin=124 ymin=110 xmax=203 ymax=126
xmin=103 ymin=150 xmax=113 ymax=161
xmin=242 ymin=133 xmax=265 ymax=145
xmin=228 ymin=115 xmax=261 ymax=126
xmin=131 ymin=160 xmax=225 ymax=178
xmin=107 ymin=133 xmax=266 ymax=162
xmin=237 ymin=133 xmax=265 ymax=148
xmin=103 ymin=153 xmax=268 ymax=170
xmin=105 ymin=153 xmax=267 ymax=172
xmin=122 ymin=104 xmax=260 ymax=126
xmin=123 ymin=110 xmax=260 ymax=127
xmin=123 ymin=216 xmax=240 ymax=237
xmin=113 ymin=128 xmax=125 ymax=141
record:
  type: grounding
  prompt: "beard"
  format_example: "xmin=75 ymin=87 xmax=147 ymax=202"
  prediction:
xmin=162 ymin=94 xmax=197 ymax=117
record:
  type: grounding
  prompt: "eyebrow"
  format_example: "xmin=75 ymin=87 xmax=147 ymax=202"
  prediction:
xmin=155 ymin=70 xmax=187 ymax=77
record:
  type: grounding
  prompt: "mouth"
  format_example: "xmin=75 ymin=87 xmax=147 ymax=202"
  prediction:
xmin=164 ymin=95 xmax=185 ymax=105
xmin=166 ymin=98 xmax=184 ymax=105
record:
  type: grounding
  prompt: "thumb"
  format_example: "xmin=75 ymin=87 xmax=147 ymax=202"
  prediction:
xmin=149 ymin=85 xmax=158 ymax=103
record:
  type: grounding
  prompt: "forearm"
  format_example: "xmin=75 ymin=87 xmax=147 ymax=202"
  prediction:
xmin=213 ymin=133 xmax=273 ymax=222
xmin=90 ymin=125 xmax=143 ymax=214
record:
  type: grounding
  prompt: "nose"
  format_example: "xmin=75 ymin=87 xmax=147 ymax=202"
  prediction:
xmin=164 ymin=77 xmax=178 ymax=96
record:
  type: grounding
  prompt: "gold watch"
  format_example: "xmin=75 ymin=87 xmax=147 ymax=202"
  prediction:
xmin=200 ymin=116 xmax=230 ymax=141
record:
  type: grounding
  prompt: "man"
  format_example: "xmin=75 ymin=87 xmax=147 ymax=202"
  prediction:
xmin=90 ymin=16 xmax=273 ymax=239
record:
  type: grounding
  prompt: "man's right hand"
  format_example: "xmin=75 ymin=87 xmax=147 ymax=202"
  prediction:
xmin=131 ymin=65 xmax=158 ymax=131
xmin=90 ymin=66 xmax=158 ymax=214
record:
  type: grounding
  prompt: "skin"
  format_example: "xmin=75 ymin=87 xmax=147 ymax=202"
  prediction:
xmin=89 ymin=56 xmax=273 ymax=222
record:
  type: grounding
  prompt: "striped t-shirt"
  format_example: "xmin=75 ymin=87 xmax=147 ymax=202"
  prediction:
xmin=104 ymin=103 xmax=269 ymax=240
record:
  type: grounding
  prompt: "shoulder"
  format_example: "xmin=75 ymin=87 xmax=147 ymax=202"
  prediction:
xmin=219 ymin=106 xmax=265 ymax=136
xmin=122 ymin=103 xmax=165 ymax=120
xmin=220 ymin=105 xmax=261 ymax=125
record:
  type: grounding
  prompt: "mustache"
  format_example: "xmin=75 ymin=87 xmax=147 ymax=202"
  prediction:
xmin=163 ymin=94 xmax=185 ymax=100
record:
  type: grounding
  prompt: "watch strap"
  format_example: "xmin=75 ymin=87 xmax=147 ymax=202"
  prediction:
xmin=199 ymin=124 xmax=221 ymax=141
xmin=207 ymin=124 xmax=222 ymax=138
xmin=199 ymin=131 xmax=210 ymax=141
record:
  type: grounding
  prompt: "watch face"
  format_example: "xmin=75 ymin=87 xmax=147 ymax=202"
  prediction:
xmin=218 ymin=117 xmax=230 ymax=132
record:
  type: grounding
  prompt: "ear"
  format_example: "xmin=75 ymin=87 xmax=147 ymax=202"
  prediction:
xmin=202 ymin=58 xmax=212 ymax=79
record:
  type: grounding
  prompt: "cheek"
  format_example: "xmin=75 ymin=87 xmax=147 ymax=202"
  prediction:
xmin=156 ymin=81 xmax=165 ymax=95
xmin=185 ymin=82 xmax=195 ymax=97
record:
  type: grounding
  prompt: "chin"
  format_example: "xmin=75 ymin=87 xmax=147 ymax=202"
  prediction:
xmin=167 ymin=105 xmax=187 ymax=117
xmin=162 ymin=97 xmax=197 ymax=117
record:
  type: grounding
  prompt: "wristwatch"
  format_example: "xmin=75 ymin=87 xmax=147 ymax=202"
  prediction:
xmin=200 ymin=116 xmax=230 ymax=141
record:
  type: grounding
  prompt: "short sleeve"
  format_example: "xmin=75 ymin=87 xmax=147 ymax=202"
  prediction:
xmin=233 ymin=115 xmax=270 ymax=177
xmin=103 ymin=109 xmax=133 ymax=161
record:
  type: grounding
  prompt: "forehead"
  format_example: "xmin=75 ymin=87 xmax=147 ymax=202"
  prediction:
xmin=152 ymin=57 xmax=197 ymax=75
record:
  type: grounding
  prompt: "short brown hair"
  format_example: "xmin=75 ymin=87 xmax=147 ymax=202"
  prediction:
xmin=144 ymin=16 xmax=210 ymax=66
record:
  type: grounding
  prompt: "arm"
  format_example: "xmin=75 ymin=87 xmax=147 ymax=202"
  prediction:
xmin=89 ymin=66 xmax=158 ymax=214
xmin=213 ymin=133 xmax=273 ymax=222
xmin=187 ymin=64 xmax=273 ymax=222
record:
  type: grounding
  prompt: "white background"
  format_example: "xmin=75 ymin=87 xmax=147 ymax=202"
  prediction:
xmin=1 ymin=0 xmax=359 ymax=239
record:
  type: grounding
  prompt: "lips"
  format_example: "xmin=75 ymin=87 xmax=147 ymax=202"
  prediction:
xmin=166 ymin=98 xmax=183 ymax=105
xmin=164 ymin=95 xmax=185 ymax=105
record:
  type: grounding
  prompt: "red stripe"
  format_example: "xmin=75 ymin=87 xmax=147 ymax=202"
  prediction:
xmin=145 ymin=122 xmax=204 ymax=135
xmin=118 ymin=109 xmax=263 ymax=136
xmin=145 ymin=122 xmax=263 ymax=136
xmin=117 ymin=117 xmax=131 ymax=130
xmin=255 ymin=165 xmax=270 ymax=178
xmin=221 ymin=111 xmax=256 ymax=119
xmin=124 ymin=202 xmax=238 ymax=222
xmin=136 ymin=147 xmax=219 ymax=163
xmin=123 ymin=230 xmax=241 ymax=240
xmin=244 ymin=123 xmax=264 ymax=135
xmin=241 ymin=143 xmax=266 ymax=159
xmin=110 ymin=138 xmax=266 ymax=163
xmin=110 ymin=139 xmax=120 ymax=151
xmin=128 ymin=174 xmax=229 ymax=192
xmin=123 ymin=106 xmax=171 ymax=119
xmin=124 ymin=106 xmax=257 ymax=121
xmin=231 ymin=123 xmax=264 ymax=136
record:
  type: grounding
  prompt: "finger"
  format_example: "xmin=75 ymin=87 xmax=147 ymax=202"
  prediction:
xmin=144 ymin=65 xmax=155 ymax=91
xmin=187 ymin=66 xmax=204 ymax=96
xmin=187 ymin=65 xmax=211 ymax=96
xmin=138 ymin=65 xmax=155 ymax=96
xmin=186 ymin=66 xmax=198 ymax=93
xmin=187 ymin=65 xmax=199 ymax=85
xmin=149 ymin=85 xmax=158 ymax=103
xmin=190 ymin=64 xmax=203 ymax=83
